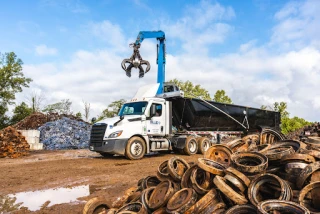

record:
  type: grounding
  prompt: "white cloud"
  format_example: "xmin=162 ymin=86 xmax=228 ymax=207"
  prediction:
xmin=271 ymin=0 xmax=320 ymax=49
xmin=35 ymin=45 xmax=58 ymax=56
xmin=89 ymin=20 xmax=126 ymax=51
xmin=161 ymin=0 xmax=235 ymax=54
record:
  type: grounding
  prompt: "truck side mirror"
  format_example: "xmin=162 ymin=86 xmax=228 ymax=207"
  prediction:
xmin=150 ymin=105 xmax=156 ymax=117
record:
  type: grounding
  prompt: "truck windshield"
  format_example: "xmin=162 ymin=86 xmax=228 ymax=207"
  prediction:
xmin=118 ymin=101 xmax=148 ymax=116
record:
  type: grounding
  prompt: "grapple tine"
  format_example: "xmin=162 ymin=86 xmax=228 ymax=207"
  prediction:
xmin=140 ymin=60 xmax=150 ymax=73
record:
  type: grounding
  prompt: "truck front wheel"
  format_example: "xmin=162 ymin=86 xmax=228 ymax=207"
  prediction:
xmin=125 ymin=137 xmax=146 ymax=160
xmin=183 ymin=136 xmax=198 ymax=155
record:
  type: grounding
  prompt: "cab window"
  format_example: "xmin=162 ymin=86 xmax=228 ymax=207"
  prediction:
xmin=151 ymin=103 xmax=162 ymax=117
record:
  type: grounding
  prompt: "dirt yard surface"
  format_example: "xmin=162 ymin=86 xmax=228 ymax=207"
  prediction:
xmin=0 ymin=149 xmax=202 ymax=213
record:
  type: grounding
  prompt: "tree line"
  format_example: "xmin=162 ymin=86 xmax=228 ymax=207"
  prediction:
xmin=0 ymin=51 xmax=312 ymax=134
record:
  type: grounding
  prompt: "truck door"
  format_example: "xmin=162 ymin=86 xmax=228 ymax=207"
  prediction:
xmin=146 ymin=102 xmax=166 ymax=136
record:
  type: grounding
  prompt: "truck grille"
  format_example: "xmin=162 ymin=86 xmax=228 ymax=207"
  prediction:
xmin=90 ymin=124 xmax=107 ymax=147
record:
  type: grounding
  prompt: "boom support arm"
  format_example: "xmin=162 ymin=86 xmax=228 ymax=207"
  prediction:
xmin=121 ymin=30 xmax=166 ymax=94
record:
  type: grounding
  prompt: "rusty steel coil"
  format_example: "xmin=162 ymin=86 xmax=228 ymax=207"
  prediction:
xmin=148 ymin=180 xmax=175 ymax=210
xmin=272 ymin=140 xmax=301 ymax=152
xmin=231 ymin=152 xmax=268 ymax=174
xmin=225 ymin=204 xmax=257 ymax=214
xmin=156 ymin=160 xmax=172 ymax=181
xmin=116 ymin=202 xmax=147 ymax=214
xmin=213 ymin=175 xmax=248 ymax=205
xmin=300 ymin=148 xmax=320 ymax=159
xmin=141 ymin=176 xmax=161 ymax=190
xmin=190 ymin=166 xmax=211 ymax=195
xmin=197 ymin=158 xmax=226 ymax=175
xmin=257 ymin=200 xmax=310 ymax=214
xmin=248 ymin=173 xmax=292 ymax=207
xmin=166 ymin=188 xmax=197 ymax=213
xmin=281 ymin=153 xmax=316 ymax=164
xmin=285 ymin=162 xmax=309 ymax=175
xmin=151 ymin=207 xmax=168 ymax=214
xmin=255 ymin=144 xmax=271 ymax=154
xmin=112 ymin=187 xmax=138 ymax=208
xmin=185 ymin=188 xmax=222 ymax=214
xmin=225 ymin=138 xmax=249 ymax=153
xmin=204 ymin=144 xmax=233 ymax=167
xmin=299 ymin=181 xmax=320 ymax=213
xmin=297 ymin=162 xmax=320 ymax=189
xmin=266 ymin=146 xmax=295 ymax=162
xmin=266 ymin=166 xmax=282 ymax=174
xmin=242 ymin=134 xmax=260 ymax=145
xmin=181 ymin=165 xmax=198 ymax=189
xmin=224 ymin=167 xmax=251 ymax=193
xmin=199 ymin=202 xmax=226 ymax=214
xmin=259 ymin=128 xmax=285 ymax=145
xmin=140 ymin=187 xmax=155 ymax=212
xmin=167 ymin=156 xmax=190 ymax=181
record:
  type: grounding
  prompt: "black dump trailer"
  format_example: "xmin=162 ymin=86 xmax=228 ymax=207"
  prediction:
xmin=169 ymin=97 xmax=280 ymax=133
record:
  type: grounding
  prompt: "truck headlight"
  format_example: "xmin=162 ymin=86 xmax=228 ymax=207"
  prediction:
xmin=108 ymin=130 xmax=123 ymax=138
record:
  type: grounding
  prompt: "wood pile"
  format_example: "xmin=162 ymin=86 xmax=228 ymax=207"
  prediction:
xmin=12 ymin=112 xmax=48 ymax=130
xmin=12 ymin=112 xmax=87 ymax=130
xmin=0 ymin=126 xmax=30 ymax=158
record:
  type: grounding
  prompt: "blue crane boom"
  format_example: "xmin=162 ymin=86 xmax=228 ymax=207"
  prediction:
xmin=121 ymin=30 xmax=166 ymax=94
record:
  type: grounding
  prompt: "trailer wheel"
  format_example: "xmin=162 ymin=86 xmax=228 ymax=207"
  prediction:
xmin=183 ymin=136 xmax=198 ymax=155
xmin=125 ymin=137 xmax=146 ymax=160
xmin=197 ymin=137 xmax=210 ymax=154
xmin=83 ymin=197 xmax=110 ymax=214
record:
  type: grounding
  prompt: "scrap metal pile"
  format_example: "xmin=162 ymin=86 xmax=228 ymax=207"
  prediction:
xmin=0 ymin=126 xmax=30 ymax=158
xmin=39 ymin=117 xmax=91 ymax=150
xmin=84 ymin=129 xmax=320 ymax=214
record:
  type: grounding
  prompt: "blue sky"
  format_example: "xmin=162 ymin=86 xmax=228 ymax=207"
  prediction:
xmin=1 ymin=0 xmax=285 ymax=62
xmin=1 ymin=0 xmax=320 ymax=121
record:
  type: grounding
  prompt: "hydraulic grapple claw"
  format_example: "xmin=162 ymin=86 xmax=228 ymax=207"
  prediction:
xmin=121 ymin=43 xmax=150 ymax=78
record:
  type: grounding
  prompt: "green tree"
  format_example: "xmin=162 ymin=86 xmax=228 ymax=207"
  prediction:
xmin=213 ymin=90 xmax=232 ymax=104
xmin=261 ymin=101 xmax=311 ymax=135
xmin=169 ymin=79 xmax=211 ymax=100
xmin=0 ymin=104 xmax=9 ymax=129
xmin=0 ymin=52 xmax=32 ymax=129
xmin=75 ymin=112 xmax=82 ymax=119
xmin=274 ymin=102 xmax=289 ymax=118
xmin=43 ymin=99 xmax=72 ymax=114
xmin=10 ymin=102 xmax=32 ymax=125
xmin=98 ymin=99 xmax=126 ymax=120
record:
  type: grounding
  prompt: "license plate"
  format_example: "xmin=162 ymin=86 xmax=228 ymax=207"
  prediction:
xmin=305 ymin=131 xmax=310 ymax=136
xmin=89 ymin=146 xmax=94 ymax=150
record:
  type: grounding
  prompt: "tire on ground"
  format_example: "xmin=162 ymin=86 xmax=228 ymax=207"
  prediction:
xmin=183 ymin=136 xmax=198 ymax=155
xmin=83 ymin=196 xmax=111 ymax=214
xmin=197 ymin=137 xmax=210 ymax=154
xmin=99 ymin=152 xmax=114 ymax=158
xmin=125 ymin=136 xmax=146 ymax=160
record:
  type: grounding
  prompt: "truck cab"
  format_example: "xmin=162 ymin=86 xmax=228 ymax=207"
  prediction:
xmin=89 ymin=84 xmax=175 ymax=159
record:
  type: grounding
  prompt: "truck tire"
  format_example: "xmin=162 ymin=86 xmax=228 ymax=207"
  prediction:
xmin=83 ymin=197 xmax=110 ymax=214
xmin=197 ymin=137 xmax=210 ymax=154
xmin=183 ymin=136 xmax=198 ymax=155
xmin=99 ymin=152 xmax=114 ymax=158
xmin=125 ymin=136 xmax=146 ymax=160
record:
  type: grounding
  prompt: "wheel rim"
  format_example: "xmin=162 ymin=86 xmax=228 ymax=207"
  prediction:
xmin=189 ymin=140 xmax=197 ymax=153
xmin=131 ymin=141 xmax=143 ymax=156
xmin=203 ymin=141 xmax=210 ymax=151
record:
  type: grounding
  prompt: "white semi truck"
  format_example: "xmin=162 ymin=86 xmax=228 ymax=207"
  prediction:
xmin=89 ymin=84 xmax=280 ymax=160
